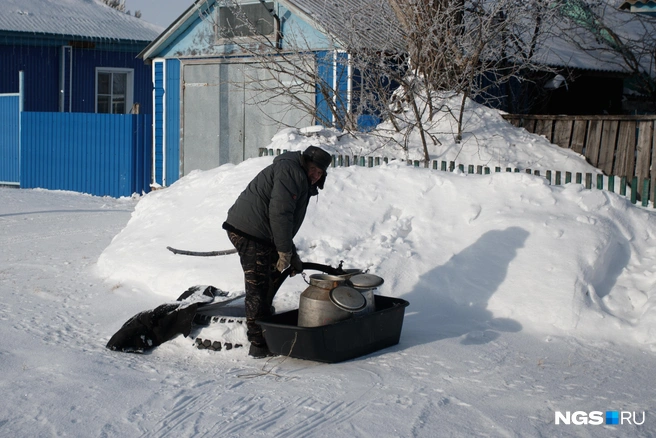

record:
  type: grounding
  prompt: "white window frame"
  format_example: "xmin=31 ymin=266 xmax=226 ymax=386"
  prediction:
xmin=95 ymin=67 xmax=134 ymax=114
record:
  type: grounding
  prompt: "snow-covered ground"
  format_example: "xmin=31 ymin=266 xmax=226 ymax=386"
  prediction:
xmin=2 ymin=99 xmax=655 ymax=436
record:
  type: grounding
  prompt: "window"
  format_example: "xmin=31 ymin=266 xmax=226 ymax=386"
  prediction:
xmin=96 ymin=68 xmax=133 ymax=114
xmin=216 ymin=2 xmax=274 ymax=39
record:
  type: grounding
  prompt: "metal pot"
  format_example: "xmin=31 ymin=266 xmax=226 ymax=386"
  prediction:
xmin=298 ymin=274 xmax=366 ymax=327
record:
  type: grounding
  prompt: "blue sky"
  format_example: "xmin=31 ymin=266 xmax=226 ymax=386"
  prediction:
xmin=127 ymin=0 xmax=192 ymax=28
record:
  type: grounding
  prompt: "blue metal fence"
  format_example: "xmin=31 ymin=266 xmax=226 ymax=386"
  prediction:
xmin=165 ymin=59 xmax=181 ymax=186
xmin=0 ymin=94 xmax=20 ymax=185
xmin=153 ymin=61 xmax=165 ymax=186
xmin=20 ymin=112 xmax=152 ymax=197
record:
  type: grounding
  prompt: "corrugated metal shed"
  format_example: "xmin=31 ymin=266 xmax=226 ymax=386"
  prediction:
xmin=0 ymin=0 xmax=162 ymax=42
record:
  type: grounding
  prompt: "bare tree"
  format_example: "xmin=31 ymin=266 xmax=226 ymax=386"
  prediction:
xmin=552 ymin=0 xmax=656 ymax=112
xmin=194 ymin=0 xmax=559 ymax=162
xmin=100 ymin=0 xmax=141 ymax=18
xmin=100 ymin=0 xmax=126 ymax=12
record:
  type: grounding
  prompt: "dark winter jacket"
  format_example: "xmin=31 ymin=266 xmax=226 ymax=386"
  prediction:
xmin=224 ymin=151 xmax=318 ymax=254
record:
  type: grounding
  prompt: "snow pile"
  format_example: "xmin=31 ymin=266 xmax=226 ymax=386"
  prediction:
xmin=270 ymin=94 xmax=600 ymax=175
xmin=98 ymin=155 xmax=656 ymax=350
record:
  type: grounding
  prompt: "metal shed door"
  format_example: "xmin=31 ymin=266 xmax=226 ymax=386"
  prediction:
xmin=182 ymin=64 xmax=222 ymax=173
xmin=181 ymin=61 xmax=313 ymax=175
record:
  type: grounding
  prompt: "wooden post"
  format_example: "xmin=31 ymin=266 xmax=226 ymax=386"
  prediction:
xmin=597 ymin=174 xmax=603 ymax=190
xmin=608 ymin=175 xmax=615 ymax=193
xmin=636 ymin=121 xmax=652 ymax=201
xmin=585 ymin=173 xmax=592 ymax=189
xmin=345 ymin=156 xmax=350 ymax=167
xmin=642 ymin=178 xmax=650 ymax=207
xmin=598 ymin=120 xmax=619 ymax=175
xmin=585 ymin=120 xmax=603 ymax=167
xmin=631 ymin=176 xmax=638 ymax=204
xmin=620 ymin=176 xmax=627 ymax=196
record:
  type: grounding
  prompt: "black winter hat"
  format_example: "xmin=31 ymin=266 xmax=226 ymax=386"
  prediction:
xmin=302 ymin=146 xmax=332 ymax=172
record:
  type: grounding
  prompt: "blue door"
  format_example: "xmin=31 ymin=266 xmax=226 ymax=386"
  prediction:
xmin=0 ymin=94 xmax=20 ymax=185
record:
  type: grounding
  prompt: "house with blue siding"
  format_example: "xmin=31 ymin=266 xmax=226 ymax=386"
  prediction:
xmin=138 ymin=0 xmax=405 ymax=187
xmin=0 ymin=0 xmax=162 ymax=196
xmin=140 ymin=0 xmax=656 ymax=188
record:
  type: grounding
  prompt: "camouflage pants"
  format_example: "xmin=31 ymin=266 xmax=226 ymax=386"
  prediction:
xmin=227 ymin=231 xmax=278 ymax=346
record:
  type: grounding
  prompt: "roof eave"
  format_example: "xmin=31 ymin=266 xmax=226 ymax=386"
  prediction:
xmin=0 ymin=29 xmax=152 ymax=44
xmin=138 ymin=0 xmax=210 ymax=60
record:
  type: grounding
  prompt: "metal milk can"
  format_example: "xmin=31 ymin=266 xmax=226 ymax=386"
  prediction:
xmin=298 ymin=273 xmax=366 ymax=327
xmin=348 ymin=273 xmax=384 ymax=316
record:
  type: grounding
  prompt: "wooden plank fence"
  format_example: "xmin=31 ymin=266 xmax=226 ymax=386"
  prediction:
xmin=259 ymin=147 xmax=655 ymax=208
xmin=501 ymin=114 xmax=656 ymax=204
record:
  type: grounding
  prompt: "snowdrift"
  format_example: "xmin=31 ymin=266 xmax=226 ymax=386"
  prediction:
xmin=98 ymin=158 xmax=656 ymax=350
xmin=270 ymin=94 xmax=602 ymax=175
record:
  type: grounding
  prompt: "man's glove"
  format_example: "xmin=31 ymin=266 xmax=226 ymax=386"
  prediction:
xmin=290 ymin=252 xmax=303 ymax=276
xmin=276 ymin=252 xmax=292 ymax=272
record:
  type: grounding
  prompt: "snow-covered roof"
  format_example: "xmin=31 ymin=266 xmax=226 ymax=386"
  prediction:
xmin=534 ymin=0 xmax=656 ymax=75
xmin=0 ymin=0 xmax=163 ymax=42
xmin=140 ymin=0 xmax=654 ymax=77
xmin=286 ymin=0 xmax=405 ymax=52
xmin=282 ymin=0 xmax=656 ymax=76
